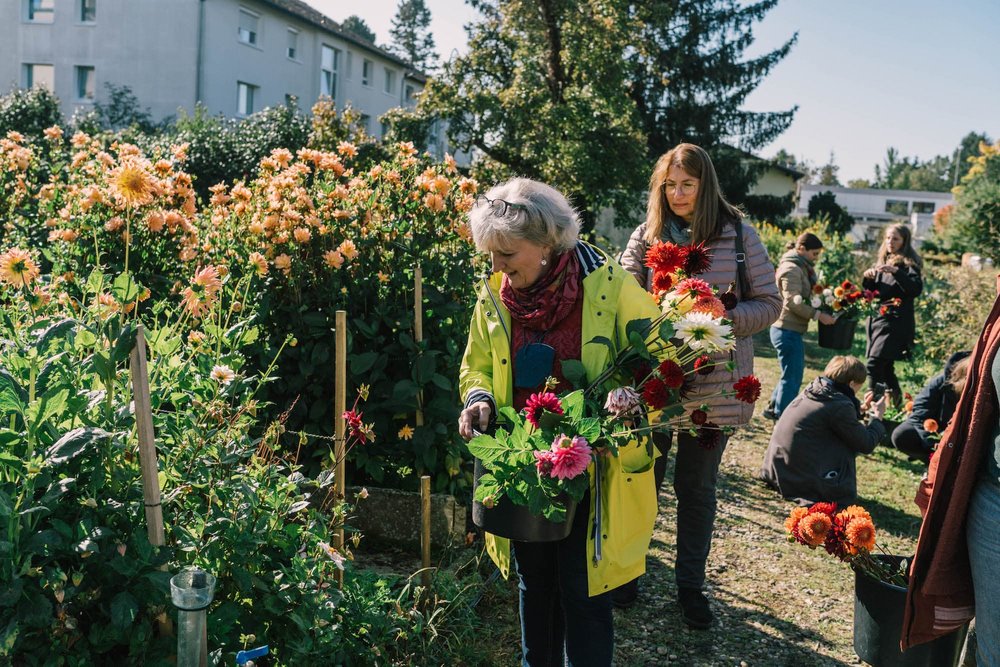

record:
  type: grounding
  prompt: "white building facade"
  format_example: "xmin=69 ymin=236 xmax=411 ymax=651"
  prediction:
xmin=794 ymin=184 xmax=954 ymax=244
xmin=1 ymin=0 xmax=427 ymax=143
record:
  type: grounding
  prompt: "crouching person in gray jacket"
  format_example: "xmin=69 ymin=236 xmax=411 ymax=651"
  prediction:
xmin=760 ymin=355 xmax=888 ymax=506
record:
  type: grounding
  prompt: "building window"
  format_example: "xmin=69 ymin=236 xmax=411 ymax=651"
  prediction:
xmin=237 ymin=81 xmax=257 ymax=115
xmin=884 ymin=200 xmax=909 ymax=216
xmin=76 ymin=66 xmax=95 ymax=101
xmin=404 ymin=84 xmax=415 ymax=106
xmin=345 ymin=52 xmax=353 ymax=79
xmin=384 ymin=68 xmax=395 ymax=95
xmin=362 ymin=59 xmax=373 ymax=86
xmin=23 ymin=63 xmax=54 ymax=90
xmin=238 ymin=9 xmax=259 ymax=46
xmin=359 ymin=114 xmax=371 ymax=134
xmin=286 ymin=28 xmax=298 ymax=59
xmin=26 ymin=0 xmax=54 ymax=22
xmin=320 ymin=45 xmax=339 ymax=99
xmin=912 ymin=201 xmax=936 ymax=214
xmin=80 ymin=0 xmax=96 ymax=22
xmin=380 ymin=121 xmax=389 ymax=137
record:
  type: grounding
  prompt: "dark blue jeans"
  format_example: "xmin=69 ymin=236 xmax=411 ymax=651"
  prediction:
xmin=770 ymin=326 xmax=805 ymax=417
xmin=511 ymin=493 xmax=613 ymax=667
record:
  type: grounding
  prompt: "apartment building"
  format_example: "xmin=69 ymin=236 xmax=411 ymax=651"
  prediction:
xmin=0 ymin=0 xmax=426 ymax=141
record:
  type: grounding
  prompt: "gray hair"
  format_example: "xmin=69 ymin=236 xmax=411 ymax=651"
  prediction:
xmin=468 ymin=178 xmax=581 ymax=253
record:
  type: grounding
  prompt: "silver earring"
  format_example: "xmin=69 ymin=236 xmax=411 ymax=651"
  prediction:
xmin=540 ymin=258 xmax=548 ymax=266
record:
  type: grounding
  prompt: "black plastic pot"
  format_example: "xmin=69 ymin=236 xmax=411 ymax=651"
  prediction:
xmin=819 ymin=317 xmax=859 ymax=350
xmin=854 ymin=554 xmax=968 ymax=667
xmin=471 ymin=458 xmax=577 ymax=542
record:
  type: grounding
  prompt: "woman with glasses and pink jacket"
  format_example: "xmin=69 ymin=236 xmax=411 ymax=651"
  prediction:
xmin=618 ymin=143 xmax=780 ymax=626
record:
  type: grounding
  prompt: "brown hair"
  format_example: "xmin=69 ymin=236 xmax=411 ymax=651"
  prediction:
xmin=947 ymin=356 xmax=972 ymax=397
xmin=786 ymin=232 xmax=823 ymax=251
xmin=643 ymin=143 xmax=743 ymax=245
xmin=824 ymin=355 xmax=867 ymax=385
xmin=877 ymin=223 xmax=923 ymax=270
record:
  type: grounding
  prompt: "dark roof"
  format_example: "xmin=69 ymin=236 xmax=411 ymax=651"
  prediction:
xmin=260 ymin=0 xmax=427 ymax=81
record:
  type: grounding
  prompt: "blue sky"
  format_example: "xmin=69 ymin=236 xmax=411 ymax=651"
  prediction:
xmin=310 ymin=0 xmax=1000 ymax=183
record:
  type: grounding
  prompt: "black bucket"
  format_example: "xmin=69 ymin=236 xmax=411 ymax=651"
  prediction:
xmin=818 ymin=317 xmax=859 ymax=350
xmin=471 ymin=458 xmax=577 ymax=542
xmin=853 ymin=555 xmax=968 ymax=667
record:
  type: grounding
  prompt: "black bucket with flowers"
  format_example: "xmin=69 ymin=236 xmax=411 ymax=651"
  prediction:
xmin=813 ymin=280 xmax=878 ymax=350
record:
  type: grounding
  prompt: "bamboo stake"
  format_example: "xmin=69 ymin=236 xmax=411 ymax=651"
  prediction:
xmin=420 ymin=475 xmax=431 ymax=589
xmin=333 ymin=310 xmax=347 ymax=589
xmin=129 ymin=324 xmax=165 ymax=547
xmin=414 ymin=265 xmax=425 ymax=427
xmin=130 ymin=324 xmax=174 ymax=640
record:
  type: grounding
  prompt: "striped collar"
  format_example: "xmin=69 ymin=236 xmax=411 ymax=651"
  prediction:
xmin=575 ymin=242 xmax=606 ymax=277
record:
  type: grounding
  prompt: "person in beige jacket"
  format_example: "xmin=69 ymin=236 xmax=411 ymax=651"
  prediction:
xmin=765 ymin=233 xmax=836 ymax=420
xmin=617 ymin=143 xmax=781 ymax=627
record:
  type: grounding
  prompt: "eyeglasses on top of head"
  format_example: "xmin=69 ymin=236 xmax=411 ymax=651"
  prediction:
xmin=474 ymin=195 xmax=528 ymax=218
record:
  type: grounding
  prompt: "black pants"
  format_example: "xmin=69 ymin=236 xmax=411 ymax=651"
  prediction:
xmin=652 ymin=429 xmax=729 ymax=589
xmin=891 ymin=420 xmax=932 ymax=463
xmin=866 ymin=356 xmax=901 ymax=399
xmin=511 ymin=491 xmax=613 ymax=666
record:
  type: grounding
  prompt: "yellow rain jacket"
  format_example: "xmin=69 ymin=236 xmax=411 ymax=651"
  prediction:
xmin=459 ymin=246 xmax=663 ymax=596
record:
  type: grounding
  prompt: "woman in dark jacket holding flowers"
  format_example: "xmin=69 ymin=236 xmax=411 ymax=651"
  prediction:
xmin=619 ymin=143 xmax=780 ymax=626
xmin=863 ymin=223 xmax=923 ymax=405
xmin=458 ymin=178 xmax=663 ymax=666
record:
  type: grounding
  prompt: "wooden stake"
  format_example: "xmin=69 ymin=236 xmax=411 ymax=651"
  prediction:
xmin=420 ymin=475 xmax=431 ymax=589
xmin=129 ymin=324 xmax=165 ymax=547
xmin=414 ymin=265 xmax=425 ymax=427
xmin=333 ymin=310 xmax=347 ymax=589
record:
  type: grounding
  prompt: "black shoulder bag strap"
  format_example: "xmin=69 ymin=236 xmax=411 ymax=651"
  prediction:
xmin=734 ymin=217 xmax=753 ymax=298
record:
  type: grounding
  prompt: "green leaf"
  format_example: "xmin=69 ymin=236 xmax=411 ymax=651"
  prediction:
xmin=29 ymin=388 xmax=69 ymax=435
xmin=33 ymin=318 xmax=76 ymax=352
xmin=629 ymin=331 xmax=652 ymax=360
xmin=586 ymin=335 xmax=615 ymax=352
xmin=560 ymin=390 xmax=585 ymax=420
xmin=111 ymin=272 xmax=140 ymax=304
xmin=473 ymin=473 xmax=499 ymax=503
xmin=350 ymin=352 xmax=379 ymax=374
xmin=44 ymin=427 xmax=110 ymax=465
xmin=110 ymin=591 xmax=138 ymax=631
xmin=625 ymin=318 xmax=652 ymax=342
xmin=658 ymin=319 xmax=675 ymax=343
xmin=412 ymin=354 xmax=437 ymax=384
xmin=498 ymin=406 xmax=520 ymax=425
xmin=465 ymin=433 xmax=511 ymax=464
xmin=560 ymin=359 xmax=588 ymax=389
xmin=575 ymin=417 xmax=601 ymax=442
xmin=110 ymin=324 xmax=138 ymax=365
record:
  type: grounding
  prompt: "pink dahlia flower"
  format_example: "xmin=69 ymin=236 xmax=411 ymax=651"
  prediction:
xmin=548 ymin=434 xmax=592 ymax=480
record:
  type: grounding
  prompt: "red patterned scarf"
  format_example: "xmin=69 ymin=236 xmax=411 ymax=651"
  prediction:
xmin=500 ymin=250 xmax=581 ymax=331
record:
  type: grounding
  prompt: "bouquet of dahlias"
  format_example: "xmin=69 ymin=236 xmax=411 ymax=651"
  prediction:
xmin=785 ymin=502 xmax=907 ymax=587
xmin=810 ymin=280 xmax=878 ymax=320
xmin=468 ymin=241 xmax=762 ymax=521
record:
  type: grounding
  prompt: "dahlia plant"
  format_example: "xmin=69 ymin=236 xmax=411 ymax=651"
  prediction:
xmin=469 ymin=241 xmax=762 ymax=521
xmin=785 ymin=502 xmax=907 ymax=587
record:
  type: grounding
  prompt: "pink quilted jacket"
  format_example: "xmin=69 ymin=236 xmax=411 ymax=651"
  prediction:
xmin=621 ymin=220 xmax=781 ymax=425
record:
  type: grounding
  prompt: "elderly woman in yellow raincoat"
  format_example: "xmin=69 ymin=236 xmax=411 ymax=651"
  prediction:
xmin=458 ymin=177 xmax=662 ymax=666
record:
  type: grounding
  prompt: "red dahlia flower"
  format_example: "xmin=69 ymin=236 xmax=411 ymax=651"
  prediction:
xmin=697 ymin=422 xmax=721 ymax=449
xmin=642 ymin=377 xmax=670 ymax=410
xmin=658 ymin=359 xmax=685 ymax=389
xmin=646 ymin=242 xmax=685 ymax=275
xmin=733 ymin=375 xmax=762 ymax=403
xmin=693 ymin=355 xmax=714 ymax=376
xmin=690 ymin=409 xmax=708 ymax=426
xmin=524 ymin=392 xmax=563 ymax=428
xmin=681 ymin=243 xmax=712 ymax=275
xmin=652 ymin=271 xmax=674 ymax=293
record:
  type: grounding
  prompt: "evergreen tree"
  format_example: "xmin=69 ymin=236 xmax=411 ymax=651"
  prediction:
xmin=627 ymin=0 xmax=798 ymax=203
xmin=389 ymin=0 xmax=438 ymax=72
xmin=341 ymin=15 xmax=376 ymax=44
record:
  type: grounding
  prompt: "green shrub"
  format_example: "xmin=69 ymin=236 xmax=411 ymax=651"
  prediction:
xmin=0 ymin=86 xmax=63 ymax=139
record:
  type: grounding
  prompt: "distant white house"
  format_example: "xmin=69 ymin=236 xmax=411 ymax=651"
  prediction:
xmin=794 ymin=184 xmax=954 ymax=243
xmin=0 ymin=0 xmax=462 ymax=160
